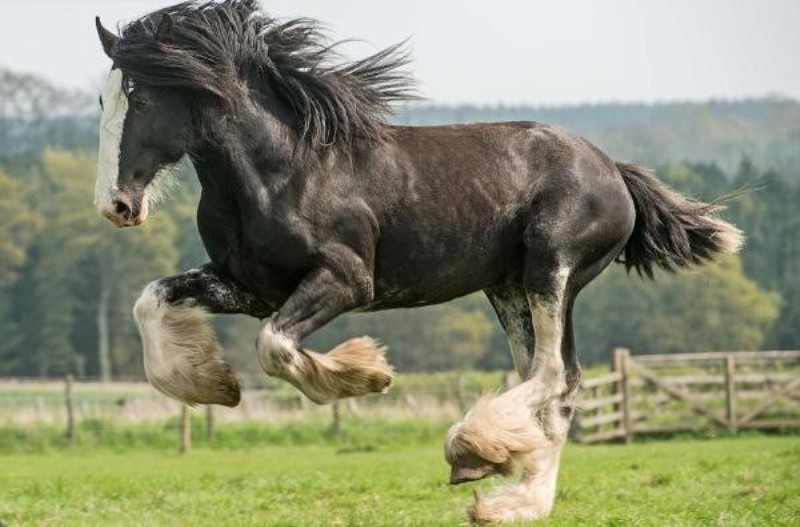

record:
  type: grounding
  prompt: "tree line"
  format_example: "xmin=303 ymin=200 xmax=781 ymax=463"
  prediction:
xmin=0 ymin=69 xmax=797 ymax=378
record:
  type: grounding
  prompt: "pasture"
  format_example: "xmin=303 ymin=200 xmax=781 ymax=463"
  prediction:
xmin=1 ymin=434 xmax=798 ymax=526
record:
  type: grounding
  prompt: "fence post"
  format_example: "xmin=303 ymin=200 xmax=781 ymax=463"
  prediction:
xmin=205 ymin=405 xmax=215 ymax=441
xmin=724 ymin=355 xmax=737 ymax=432
xmin=180 ymin=405 xmax=191 ymax=454
xmin=456 ymin=373 xmax=467 ymax=413
xmin=64 ymin=374 xmax=76 ymax=447
xmin=330 ymin=400 xmax=342 ymax=438
xmin=613 ymin=348 xmax=632 ymax=443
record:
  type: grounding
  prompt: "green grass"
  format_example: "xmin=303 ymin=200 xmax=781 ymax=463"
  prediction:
xmin=0 ymin=418 xmax=452 ymax=453
xmin=1 ymin=435 xmax=798 ymax=526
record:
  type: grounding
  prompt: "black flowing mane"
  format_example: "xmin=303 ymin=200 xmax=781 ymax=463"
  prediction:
xmin=112 ymin=0 xmax=416 ymax=149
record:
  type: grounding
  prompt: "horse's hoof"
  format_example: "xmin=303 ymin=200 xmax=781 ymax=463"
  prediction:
xmin=199 ymin=359 xmax=242 ymax=407
xmin=449 ymin=452 xmax=509 ymax=484
xmin=147 ymin=357 xmax=241 ymax=407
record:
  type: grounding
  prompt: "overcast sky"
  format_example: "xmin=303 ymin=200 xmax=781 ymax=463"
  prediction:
xmin=1 ymin=0 xmax=798 ymax=105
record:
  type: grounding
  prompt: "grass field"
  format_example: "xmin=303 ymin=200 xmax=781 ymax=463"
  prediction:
xmin=1 ymin=435 xmax=798 ymax=526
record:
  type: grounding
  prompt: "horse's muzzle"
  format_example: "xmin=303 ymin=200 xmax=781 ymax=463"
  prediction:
xmin=101 ymin=192 xmax=148 ymax=227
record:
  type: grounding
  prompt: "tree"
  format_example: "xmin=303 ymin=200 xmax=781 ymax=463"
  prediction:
xmin=574 ymin=256 xmax=780 ymax=364
xmin=0 ymin=170 xmax=43 ymax=374
xmin=0 ymin=171 xmax=41 ymax=285
xmin=727 ymin=160 xmax=800 ymax=348
xmin=15 ymin=151 xmax=179 ymax=379
xmin=0 ymin=69 xmax=95 ymax=159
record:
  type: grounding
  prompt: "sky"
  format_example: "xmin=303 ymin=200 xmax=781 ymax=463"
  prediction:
xmin=0 ymin=0 xmax=798 ymax=106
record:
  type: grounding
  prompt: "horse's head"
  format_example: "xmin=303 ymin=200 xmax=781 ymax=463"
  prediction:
xmin=94 ymin=15 xmax=192 ymax=228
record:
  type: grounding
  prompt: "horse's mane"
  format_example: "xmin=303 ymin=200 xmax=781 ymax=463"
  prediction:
xmin=112 ymin=0 xmax=416 ymax=150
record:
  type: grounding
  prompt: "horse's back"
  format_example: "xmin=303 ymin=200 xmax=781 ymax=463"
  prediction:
xmin=364 ymin=121 xmax=632 ymax=309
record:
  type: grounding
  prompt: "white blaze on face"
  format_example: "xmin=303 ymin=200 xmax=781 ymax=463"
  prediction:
xmin=95 ymin=68 xmax=129 ymax=214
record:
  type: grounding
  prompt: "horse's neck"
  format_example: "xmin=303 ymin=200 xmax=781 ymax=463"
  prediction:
xmin=192 ymin=114 xmax=301 ymax=211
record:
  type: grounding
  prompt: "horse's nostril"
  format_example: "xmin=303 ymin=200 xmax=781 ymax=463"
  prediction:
xmin=113 ymin=199 xmax=132 ymax=220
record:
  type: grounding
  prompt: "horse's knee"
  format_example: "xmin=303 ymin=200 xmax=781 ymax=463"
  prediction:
xmin=133 ymin=280 xmax=240 ymax=407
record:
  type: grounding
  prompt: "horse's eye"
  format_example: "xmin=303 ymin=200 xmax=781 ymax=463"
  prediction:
xmin=98 ymin=95 xmax=104 ymax=110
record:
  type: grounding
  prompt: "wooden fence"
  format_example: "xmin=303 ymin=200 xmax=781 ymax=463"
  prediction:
xmin=5 ymin=352 xmax=799 ymax=448
xmin=1 ymin=371 xmax=512 ymax=452
xmin=572 ymin=349 xmax=800 ymax=443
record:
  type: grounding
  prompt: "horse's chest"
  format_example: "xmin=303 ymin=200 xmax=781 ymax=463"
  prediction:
xmin=199 ymin=212 xmax=312 ymax=302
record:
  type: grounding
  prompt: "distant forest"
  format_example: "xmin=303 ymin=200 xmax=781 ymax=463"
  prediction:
xmin=1 ymin=69 xmax=798 ymax=379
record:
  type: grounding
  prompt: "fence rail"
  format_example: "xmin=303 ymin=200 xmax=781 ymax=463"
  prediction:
xmin=572 ymin=349 xmax=800 ymax=443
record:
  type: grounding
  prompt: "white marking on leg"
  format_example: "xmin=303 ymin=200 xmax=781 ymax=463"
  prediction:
xmin=133 ymin=280 xmax=238 ymax=406
xmin=95 ymin=68 xmax=128 ymax=215
xmin=524 ymin=267 xmax=570 ymax=404
xmin=133 ymin=281 xmax=169 ymax=382
xmin=446 ymin=390 xmax=547 ymax=469
xmin=447 ymin=269 xmax=573 ymax=520
xmin=256 ymin=319 xmax=301 ymax=377
xmin=256 ymin=321 xmax=394 ymax=404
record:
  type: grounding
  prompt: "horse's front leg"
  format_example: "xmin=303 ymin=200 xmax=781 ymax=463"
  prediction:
xmin=256 ymin=260 xmax=393 ymax=404
xmin=133 ymin=264 xmax=272 ymax=407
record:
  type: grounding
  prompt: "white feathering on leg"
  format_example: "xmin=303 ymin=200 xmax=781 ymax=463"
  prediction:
xmin=133 ymin=280 xmax=240 ymax=406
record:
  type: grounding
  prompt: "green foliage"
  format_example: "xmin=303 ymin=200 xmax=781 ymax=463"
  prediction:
xmin=0 ymin=151 xmax=180 ymax=378
xmin=575 ymin=257 xmax=780 ymax=363
xmin=727 ymin=160 xmax=800 ymax=348
xmin=0 ymin=170 xmax=41 ymax=286
xmin=0 ymin=418 xmax=451 ymax=455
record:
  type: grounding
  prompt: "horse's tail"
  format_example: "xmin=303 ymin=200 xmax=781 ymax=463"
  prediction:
xmin=616 ymin=162 xmax=744 ymax=279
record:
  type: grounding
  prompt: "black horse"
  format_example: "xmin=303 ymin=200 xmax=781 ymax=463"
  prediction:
xmin=94 ymin=1 xmax=742 ymax=522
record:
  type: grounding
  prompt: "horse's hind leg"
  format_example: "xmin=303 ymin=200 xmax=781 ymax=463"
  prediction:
xmin=133 ymin=264 xmax=271 ymax=407
xmin=446 ymin=283 xmax=534 ymax=485
xmin=446 ymin=262 xmax=579 ymax=522
xmin=485 ymin=284 xmax=535 ymax=380
xmin=469 ymin=278 xmax=576 ymax=522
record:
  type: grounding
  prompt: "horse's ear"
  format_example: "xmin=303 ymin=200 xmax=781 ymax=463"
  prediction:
xmin=155 ymin=13 xmax=175 ymax=43
xmin=95 ymin=17 xmax=118 ymax=58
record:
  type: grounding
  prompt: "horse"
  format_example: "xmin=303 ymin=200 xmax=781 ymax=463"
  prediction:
xmin=93 ymin=1 xmax=742 ymax=522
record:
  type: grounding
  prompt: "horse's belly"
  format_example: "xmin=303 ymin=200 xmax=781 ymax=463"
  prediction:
xmin=367 ymin=233 xmax=521 ymax=310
